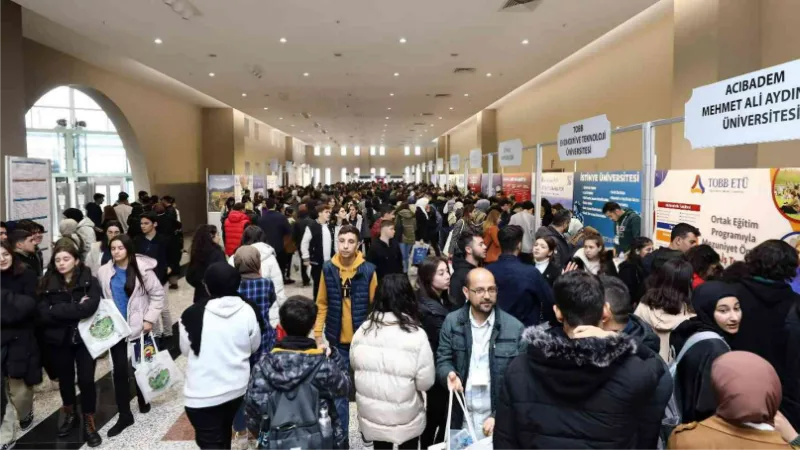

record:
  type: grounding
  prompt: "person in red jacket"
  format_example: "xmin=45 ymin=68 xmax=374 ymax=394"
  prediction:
xmin=224 ymin=203 xmax=250 ymax=256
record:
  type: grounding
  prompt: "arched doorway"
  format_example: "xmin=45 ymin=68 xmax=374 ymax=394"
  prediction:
xmin=25 ymin=85 xmax=141 ymax=233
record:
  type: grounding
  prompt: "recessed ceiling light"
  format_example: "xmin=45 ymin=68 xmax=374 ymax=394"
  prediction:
xmin=263 ymin=107 xmax=269 ymax=110
xmin=208 ymin=72 xmax=215 ymax=77
xmin=486 ymin=73 xmax=492 ymax=77
xmin=449 ymin=107 xmax=454 ymax=110
xmin=522 ymin=39 xmax=529 ymax=45
xmin=394 ymin=72 xmax=400 ymax=77
xmin=385 ymin=117 xmax=390 ymax=120
xmin=464 ymin=93 xmax=469 ymax=97
xmin=387 ymin=107 xmax=392 ymax=110
xmin=291 ymin=124 xmax=295 ymax=127
xmin=439 ymin=117 xmax=443 ymax=120
xmin=279 ymin=117 xmax=283 ymax=120
xmin=242 ymin=93 xmax=247 ymax=97
xmin=390 ymin=93 xmax=395 ymax=97
xmin=399 ymin=37 xmax=407 ymax=44
xmin=303 ymin=72 xmax=309 ymax=77
xmin=430 ymin=124 xmax=434 ymax=127
xmin=279 ymin=37 xmax=287 ymax=43
xmin=154 ymin=38 xmax=163 ymax=45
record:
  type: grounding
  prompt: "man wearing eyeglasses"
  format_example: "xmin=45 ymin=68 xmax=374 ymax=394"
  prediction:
xmin=436 ymin=268 xmax=525 ymax=441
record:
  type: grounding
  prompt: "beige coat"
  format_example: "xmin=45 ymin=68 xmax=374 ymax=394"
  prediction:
xmin=634 ymin=303 xmax=694 ymax=361
xmin=350 ymin=313 xmax=435 ymax=444
xmin=669 ymin=415 xmax=796 ymax=450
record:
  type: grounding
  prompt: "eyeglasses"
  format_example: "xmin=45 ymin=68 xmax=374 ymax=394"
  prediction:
xmin=467 ymin=287 xmax=498 ymax=296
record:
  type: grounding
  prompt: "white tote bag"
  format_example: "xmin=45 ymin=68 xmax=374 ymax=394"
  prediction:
xmin=78 ymin=298 xmax=131 ymax=359
xmin=134 ymin=335 xmax=183 ymax=404
xmin=430 ymin=389 xmax=488 ymax=450
xmin=443 ymin=230 xmax=454 ymax=258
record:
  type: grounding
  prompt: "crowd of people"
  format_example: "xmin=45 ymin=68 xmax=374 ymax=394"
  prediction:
xmin=1 ymin=180 xmax=800 ymax=450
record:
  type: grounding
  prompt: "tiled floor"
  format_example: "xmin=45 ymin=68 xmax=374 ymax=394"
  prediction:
xmin=9 ymin=260 xmax=368 ymax=449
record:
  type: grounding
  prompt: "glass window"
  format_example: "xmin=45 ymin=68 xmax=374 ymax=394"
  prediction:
xmin=324 ymin=146 xmax=331 ymax=156
xmin=370 ymin=146 xmax=376 ymax=156
xmin=83 ymin=134 xmax=128 ymax=173
xmin=354 ymin=146 xmax=361 ymax=156
xmin=370 ymin=167 xmax=376 ymax=176
xmin=379 ymin=146 xmax=386 ymax=156
xmin=36 ymin=86 xmax=70 ymax=108
xmin=315 ymin=168 xmax=321 ymax=183
xmin=415 ymin=146 xmax=421 ymax=156
xmin=26 ymin=131 xmax=67 ymax=173
xmin=341 ymin=167 xmax=347 ymax=181
xmin=28 ymin=107 xmax=70 ymax=129
xmin=72 ymin=89 xmax=102 ymax=110
xmin=75 ymin=109 xmax=116 ymax=132
xmin=324 ymin=168 xmax=331 ymax=184
xmin=379 ymin=168 xmax=386 ymax=177
xmin=354 ymin=167 xmax=360 ymax=177
xmin=314 ymin=146 xmax=321 ymax=156
xmin=341 ymin=146 xmax=346 ymax=156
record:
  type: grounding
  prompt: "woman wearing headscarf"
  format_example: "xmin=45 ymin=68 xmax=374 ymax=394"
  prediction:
xmin=58 ymin=219 xmax=86 ymax=258
xmin=669 ymin=281 xmax=741 ymax=424
xmin=231 ymin=246 xmax=276 ymax=449
xmin=179 ymin=263 xmax=263 ymax=449
xmin=668 ymin=352 xmax=800 ymax=449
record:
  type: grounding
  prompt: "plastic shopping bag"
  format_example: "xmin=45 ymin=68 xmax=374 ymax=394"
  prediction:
xmin=429 ymin=389 xmax=479 ymax=450
xmin=78 ymin=298 xmax=131 ymax=359
xmin=134 ymin=335 xmax=183 ymax=404
xmin=411 ymin=242 xmax=430 ymax=266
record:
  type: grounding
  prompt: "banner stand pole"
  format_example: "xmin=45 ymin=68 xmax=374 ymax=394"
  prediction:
xmin=640 ymin=122 xmax=655 ymax=240
xmin=534 ymin=144 xmax=543 ymax=232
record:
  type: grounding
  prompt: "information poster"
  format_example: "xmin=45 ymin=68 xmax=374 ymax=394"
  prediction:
xmin=252 ymin=175 xmax=265 ymax=195
xmin=207 ymin=175 xmax=235 ymax=213
xmin=266 ymin=175 xmax=279 ymax=191
xmin=501 ymin=173 xmax=532 ymax=202
xmin=536 ymin=172 xmax=575 ymax=210
xmin=467 ymin=174 xmax=482 ymax=194
xmin=234 ymin=174 xmax=253 ymax=200
xmin=654 ymin=168 xmax=800 ymax=265
xmin=451 ymin=174 xmax=466 ymax=193
xmin=573 ymin=171 xmax=642 ymax=248
xmin=5 ymin=156 xmax=54 ymax=263
xmin=481 ymin=174 xmax=503 ymax=196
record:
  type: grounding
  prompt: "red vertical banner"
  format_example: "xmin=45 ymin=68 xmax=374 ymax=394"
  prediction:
xmin=467 ymin=174 xmax=482 ymax=193
xmin=501 ymin=173 xmax=532 ymax=202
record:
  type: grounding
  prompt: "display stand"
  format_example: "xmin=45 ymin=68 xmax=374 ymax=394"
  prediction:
xmin=5 ymin=156 xmax=55 ymax=262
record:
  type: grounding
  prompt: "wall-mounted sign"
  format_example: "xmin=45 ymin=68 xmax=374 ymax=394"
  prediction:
xmin=557 ymin=114 xmax=611 ymax=161
xmin=269 ymin=159 xmax=280 ymax=173
xmin=450 ymin=154 xmax=460 ymax=170
xmin=685 ymin=58 xmax=800 ymax=149
xmin=436 ymin=158 xmax=443 ymax=171
xmin=469 ymin=148 xmax=482 ymax=169
xmin=498 ymin=139 xmax=523 ymax=167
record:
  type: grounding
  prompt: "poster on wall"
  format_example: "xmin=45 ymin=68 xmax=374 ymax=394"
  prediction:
xmin=573 ymin=171 xmax=641 ymax=248
xmin=470 ymin=149 xmax=482 ymax=170
xmin=481 ymin=174 xmax=503 ymax=196
xmin=467 ymin=174 xmax=482 ymax=193
xmin=501 ymin=173 xmax=532 ymax=202
xmin=207 ymin=175 xmax=235 ymax=213
xmin=536 ymin=172 xmax=575 ymax=210
xmin=253 ymin=175 xmax=265 ymax=195
xmin=234 ymin=174 xmax=253 ymax=200
xmin=5 ymin=156 xmax=54 ymax=263
xmin=654 ymin=168 xmax=800 ymax=265
xmin=266 ymin=175 xmax=279 ymax=191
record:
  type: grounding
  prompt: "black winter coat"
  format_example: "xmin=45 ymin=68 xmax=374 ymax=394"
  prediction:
xmin=1 ymin=289 xmax=42 ymax=385
xmin=494 ymin=326 xmax=670 ymax=449
xmin=534 ymin=226 xmax=573 ymax=269
xmin=415 ymin=208 xmax=436 ymax=244
xmin=732 ymin=277 xmax=798 ymax=411
xmin=448 ymin=257 xmax=476 ymax=310
xmin=618 ymin=259 xmax=646 ymax=307
xmin=539 ymin=260 xmax=561 ymax=287
xmin=784 ymin=302 xmax=800 ymax=428
xmin=258 ymin=210 xmax=291 ymax=253
xmin=365 ymin=238 xmax=403 ymax=279
xmin=623 ymin=314 xmax=661 ymax=355
xmin=186 ymin=247 xmax=227 ymax=303
xmin=36 ymin=267 xmax=102 ymax=346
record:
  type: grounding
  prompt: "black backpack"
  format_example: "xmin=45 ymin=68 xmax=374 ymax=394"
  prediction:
xmin=261 ymin=360 xmax=333 ymax=450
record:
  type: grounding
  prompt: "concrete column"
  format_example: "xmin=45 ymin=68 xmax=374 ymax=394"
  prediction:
xmin=476 ymin=110 xmax=498 ymax=172
xmin=671 ymin=0 xmax=761 ymax=169
xmin=1 ymin=0 xmax=28 ymax=220
xmin=201 ymin=108 xmax=235 ymax=175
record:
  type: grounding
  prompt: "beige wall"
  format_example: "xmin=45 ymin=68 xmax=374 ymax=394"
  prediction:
xmin=20 ymin=38 xmax=206 ymax=230
xmin=304 ymin=146 xmax=436 ymax=183
xmin=1 ymin=1 xmax=28 ymax=219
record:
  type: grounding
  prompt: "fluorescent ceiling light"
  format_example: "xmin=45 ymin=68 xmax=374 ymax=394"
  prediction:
xmin=154 ymin=38 xmax=163 ymax=44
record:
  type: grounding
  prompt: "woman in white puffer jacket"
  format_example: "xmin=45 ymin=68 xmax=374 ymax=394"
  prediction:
xmin=351 ymin=274 xmax=435 ymax=449
xmin=226 ymin=225 xmax=286 ymax=327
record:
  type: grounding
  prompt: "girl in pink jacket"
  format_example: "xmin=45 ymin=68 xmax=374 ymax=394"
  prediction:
xmin=97 ymin=235 xmax=164 ymax=439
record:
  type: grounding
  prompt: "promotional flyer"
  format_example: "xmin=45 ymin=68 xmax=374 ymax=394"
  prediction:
xmin=467 ymin=174 xmax=482 ymax=193
xmin=207 ymin=175 xmax=235 ymax=213
xmin=501 ymin=173 xmax=532 ymax=202
xmin=573 ymin=171 xmax=642 ymax=248
xmin=481 ymin=174 xmax=503 ymax=196
xmin=537 ymin=172 xmax=575 ymax=210
xmin=654 ymin=168 xmax=800 ymax=264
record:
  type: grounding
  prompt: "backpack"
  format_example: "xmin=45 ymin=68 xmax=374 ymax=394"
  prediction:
xmin=657 ymin=331 xmax=729 ymax=448
xmin=260 ymin=360 xmax=333 ymax=450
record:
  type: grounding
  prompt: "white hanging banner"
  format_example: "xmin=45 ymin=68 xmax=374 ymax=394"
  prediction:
xmin=557 ymin=114 xmax=611 ymax=160
xmin=436 ymin=158 xmax=444 ymax=172
xmin=269 ymin=159 xmax=279 ymax=173
xmin=450 ymin=154 xmax=460 ymax=171
xmin=685 ymin=58 xmax=800 ymax=149
xmin=469 ymin=148 xmax=482 ymax=169
xmin=499 ymin=139 xmax=523 ymax=167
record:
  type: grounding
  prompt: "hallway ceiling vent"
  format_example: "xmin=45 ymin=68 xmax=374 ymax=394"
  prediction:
xmin=414 ymin=123 xmax=426 ymax=126
xmin=301 ymin=112 xmax=311 ymax=119
xmin=452 ymin=68 xmax=476 ymax=75
xmin=421 ymin=113 xmax=435 ymax=116
xmin=499 ymin=0 xmax=542 ymax=12
xmin=434 ymin=94 xmax=450 ymax=98
xmin=278 ymin=92 xmax=290 ymax=101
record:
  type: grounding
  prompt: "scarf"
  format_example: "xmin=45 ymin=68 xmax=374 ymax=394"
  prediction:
xmin=234 ymin=246 xmax=262 ymax=280
xmin=712 ymin=351 xmax=781 ymax=425
xmin=689 ymin=281 xmax=738 ymax=344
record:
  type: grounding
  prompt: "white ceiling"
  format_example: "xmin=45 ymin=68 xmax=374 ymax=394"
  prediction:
xmin=15 ymin=0 xmax=657 ymax=149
